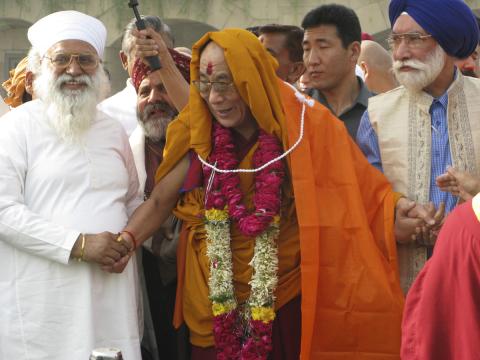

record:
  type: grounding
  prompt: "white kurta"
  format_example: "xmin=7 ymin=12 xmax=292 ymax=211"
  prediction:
xmin=0 ymin=99 xmax=143 ymax=360
xmin=129 ymin=125 xmax=147 ymax=194
xmin=98 ymin=79 xmax=138 ymax=136
xmin=0 ymin=96 xmax=9 ymax=116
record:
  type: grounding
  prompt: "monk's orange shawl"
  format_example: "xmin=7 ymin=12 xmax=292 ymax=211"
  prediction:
xmin=156 ymin=29 xmax=404 ymax=359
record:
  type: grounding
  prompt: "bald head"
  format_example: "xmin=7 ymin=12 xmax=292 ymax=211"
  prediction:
xmin=357 ymin=40 xmax=397 ymax=93
xmin=200 ymin=42 xmax=226 ymax=69
xmin=358 ymin=41 xmax=392 ymax=73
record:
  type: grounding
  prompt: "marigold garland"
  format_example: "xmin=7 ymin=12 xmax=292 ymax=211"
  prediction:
xmin=203 ymin=122 xmax=285 ymax=359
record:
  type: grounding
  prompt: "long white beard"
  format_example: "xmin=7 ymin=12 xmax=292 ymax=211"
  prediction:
xmin=393 ymin=45 xmax=446 ymax=93
xmin=34 ymin=63 xmax=110 ymax=143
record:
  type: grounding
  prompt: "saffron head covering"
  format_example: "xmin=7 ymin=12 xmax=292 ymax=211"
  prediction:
xmin=131 ymin=48 xmax=191 ymax=92
xmin=155 ymin=29 xmax=287 ymax=180
xmin=389 ymin=0 xmax=479 ymax=59
xmin=28 ymin=10 xmax=107 ymax=58
xmin=158 ymin=28 xmax=285 ymax=166
xmin=2 ymin=57 xmax=28 ymax=108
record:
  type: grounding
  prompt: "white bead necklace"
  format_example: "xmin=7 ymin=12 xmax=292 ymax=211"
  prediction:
xmin=197 ymin=83 xmax=314 ymax=174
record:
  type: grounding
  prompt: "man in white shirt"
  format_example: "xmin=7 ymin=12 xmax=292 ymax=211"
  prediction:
xmin=0 ymin=11 xmax=143 ymax=360
xmin=98 ymin=16 xmax=174 ymax=136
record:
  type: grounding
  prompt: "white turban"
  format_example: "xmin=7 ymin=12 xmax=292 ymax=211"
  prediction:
xmin=28 ymin=10 xmax=107 ymax=58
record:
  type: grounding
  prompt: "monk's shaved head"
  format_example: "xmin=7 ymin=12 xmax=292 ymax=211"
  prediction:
xmin=200 ymin=41 xmax=227 ymax=75
xmin=357 ymin=40 xmax=398 ymax=93
xmin=358 ymin=40 xmax=392 ymax=73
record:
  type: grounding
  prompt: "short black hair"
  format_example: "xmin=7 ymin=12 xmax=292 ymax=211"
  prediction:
xmin=301 ymin=4 xmax=361 ymax=48
xmin=258 ymin=24 xmax=304 ymax=62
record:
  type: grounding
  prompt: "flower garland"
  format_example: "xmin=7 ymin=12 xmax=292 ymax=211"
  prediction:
xmin=204 ymin=122 xmax=285 ymax=359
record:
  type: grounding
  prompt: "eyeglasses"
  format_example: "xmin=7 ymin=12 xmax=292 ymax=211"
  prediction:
xmin=387 ymin=33 xmax=433 ymax=49
xmin=43 ymin=53 xmax=100 ymax=70
xmin=192 ymin=80 xmax=235 ymax=96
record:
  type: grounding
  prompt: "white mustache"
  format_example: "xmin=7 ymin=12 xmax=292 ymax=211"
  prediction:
xmin=392 ymin=59 xmax=429 ymax=72
xmin=56 ymin=74 xmax=92 ymax=88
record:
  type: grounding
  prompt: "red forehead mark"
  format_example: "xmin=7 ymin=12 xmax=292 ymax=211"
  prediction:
xmin=207 ymin=62 xmax=213 ymax=75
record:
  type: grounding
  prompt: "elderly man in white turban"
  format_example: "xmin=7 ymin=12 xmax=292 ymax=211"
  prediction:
xmin=0 ymin=11 xmax=143 ymax=360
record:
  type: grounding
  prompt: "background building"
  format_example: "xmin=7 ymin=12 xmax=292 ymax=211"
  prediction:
xmin=1 ymin=0 xmax=479 ymax=95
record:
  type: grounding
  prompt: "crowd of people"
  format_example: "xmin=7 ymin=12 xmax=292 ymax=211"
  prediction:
xmin=0 ymin=0 xmax=480 ymax=359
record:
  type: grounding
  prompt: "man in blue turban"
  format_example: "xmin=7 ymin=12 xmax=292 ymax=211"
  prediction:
xmin=389 ymin=0 xmax=479 ymax=60
xmin=357 ymin=0 xmax=480 ymax=296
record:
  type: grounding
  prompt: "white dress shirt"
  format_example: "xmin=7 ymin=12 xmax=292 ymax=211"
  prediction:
xmin=98 ymin=79 xmax=138 ymax=136
xmin=0 ymin=99 xmax=143 ymax=360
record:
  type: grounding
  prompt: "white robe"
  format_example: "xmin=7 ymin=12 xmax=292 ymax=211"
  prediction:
xmin=98 ymin=79 xmax=138 ymax=136
xmin=129 ymin=125 xmax=160 ymax=360
xmin=0 ymin=99 xmax=143 ymax=360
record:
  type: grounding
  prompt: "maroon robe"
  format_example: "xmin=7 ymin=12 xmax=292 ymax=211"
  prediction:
xmin=402 ymin=197 xmax=480 ymax=360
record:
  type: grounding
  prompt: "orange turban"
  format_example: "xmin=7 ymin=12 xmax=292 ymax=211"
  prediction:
xmin=2 ymin=57 xmax=28 ymax=108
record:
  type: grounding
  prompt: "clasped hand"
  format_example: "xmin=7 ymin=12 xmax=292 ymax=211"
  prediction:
xmin=394 ymin=198 xmax=445 ymax=247
xmin=72 ymin=232 xmax=134 ymax=273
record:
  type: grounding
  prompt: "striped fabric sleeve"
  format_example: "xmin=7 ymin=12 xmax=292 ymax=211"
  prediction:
xmin=356 ymin=110 xmax=383 ymax=172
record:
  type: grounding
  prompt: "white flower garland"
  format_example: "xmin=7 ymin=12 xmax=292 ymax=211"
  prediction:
xmin=205 ymin=209 xmax=279 ymax=321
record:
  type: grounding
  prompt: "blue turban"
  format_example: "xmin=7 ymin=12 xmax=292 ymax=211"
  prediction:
xmin=389 ymin=0 xmax=479 ymax=59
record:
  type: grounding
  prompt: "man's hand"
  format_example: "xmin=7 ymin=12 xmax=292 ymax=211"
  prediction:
xmin=394 ymin=198 xmax=446 ymax=247
xmin=395 ymin=198 xmax=426 ymax=244
xmin=71 ymin=232 xmax=132 ymax=267
xmin=436 ymin=167 xmax=480 ymax=201
xmin=409 ymin=202 xmax=445 ymax=247
xmin=132 ymin=28 xmax=169 ymax=67
xmin=102 ymin=253 xmax=132 ymax=274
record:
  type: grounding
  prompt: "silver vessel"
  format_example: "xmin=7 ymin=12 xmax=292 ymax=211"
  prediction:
xmin=89 ymin=348 xmax=123 ymax=360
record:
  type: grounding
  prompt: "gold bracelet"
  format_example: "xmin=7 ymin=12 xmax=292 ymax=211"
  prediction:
xmin=78 ymin=233 xmax=86 ymax=262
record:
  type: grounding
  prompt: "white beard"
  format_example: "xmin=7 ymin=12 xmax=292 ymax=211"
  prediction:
xmin=138 ymin=102 xmax=177 ymax=142
xmin=34 ymin=63 xmax=110 ymax=143
xmin=140 ymin=118 xmax=171 ymax=142
xmin=393 ymin=45 xmax=446 ymax=93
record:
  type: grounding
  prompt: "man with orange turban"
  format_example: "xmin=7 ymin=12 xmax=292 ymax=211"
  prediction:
xmin=109 ymin=28 xmax=435 ymax=359
xmin=2 ymin=56 xmax=34 ymax=108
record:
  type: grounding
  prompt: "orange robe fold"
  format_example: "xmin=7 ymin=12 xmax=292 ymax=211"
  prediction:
xmin=280 ymin=81 xmax=403 ymax=359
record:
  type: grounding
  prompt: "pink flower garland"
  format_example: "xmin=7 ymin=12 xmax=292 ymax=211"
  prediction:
xmin=213 ymin=312 xmax=243 ymax=360
xmin=203 ymin=121 xmax=285 ymax=359
xmin=204 ymin=122 xmax=285 ymax=237
xmin=242 ymin=320 xmax=273 ymax=359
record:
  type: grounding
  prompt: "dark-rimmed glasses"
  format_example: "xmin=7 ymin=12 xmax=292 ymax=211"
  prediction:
xmin=43 ymin=53 xmax=100 ymax=71
xmin=387 ymin=33 xmax=433 ymax=50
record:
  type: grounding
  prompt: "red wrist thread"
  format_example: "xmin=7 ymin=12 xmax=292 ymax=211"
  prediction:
xmin=121 ymin=230 xmax=137 ymax=250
